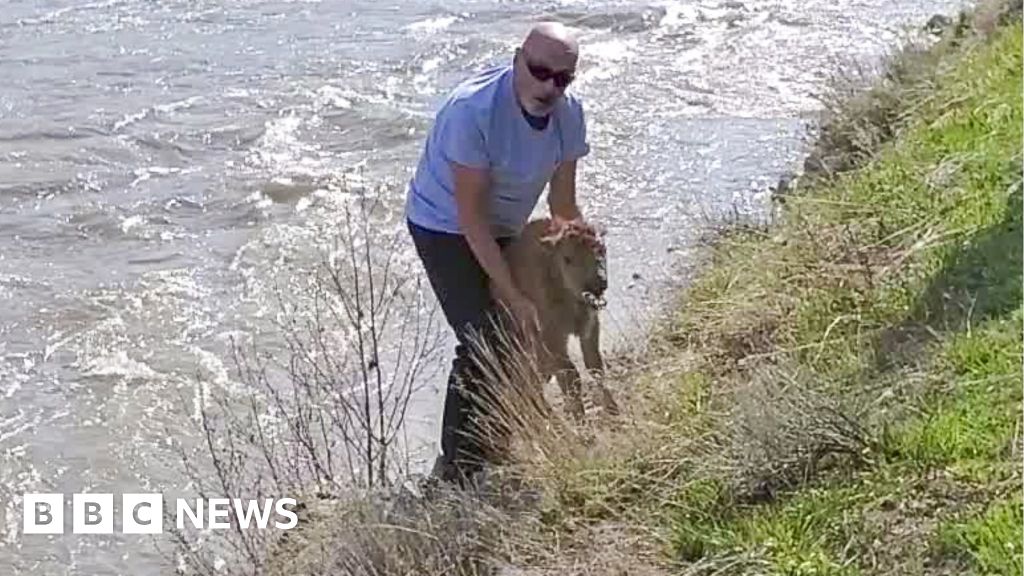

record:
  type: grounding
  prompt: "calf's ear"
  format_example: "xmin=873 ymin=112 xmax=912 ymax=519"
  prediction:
xmin=539 ymin=225 xmax=564 ymax=249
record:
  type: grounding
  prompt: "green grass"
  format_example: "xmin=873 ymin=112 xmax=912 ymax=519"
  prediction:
xmin=672 ymin=482 xmax=869 ymax=575
xmin=573 ymin=16 xmax=1024 ymax=576
xmin=653 ymin=20 xmax=1023 ymax=574
xmin=892 ymin=313 xmax=1022 ymax=470
xmin=666 ymin=308 xmax=1021 ymax=573
xmin=939 ymin=497 xmax=1024 ymax=576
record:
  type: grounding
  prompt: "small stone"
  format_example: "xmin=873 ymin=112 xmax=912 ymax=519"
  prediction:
xmin=925 ymin=14 xmax=952 ymax=34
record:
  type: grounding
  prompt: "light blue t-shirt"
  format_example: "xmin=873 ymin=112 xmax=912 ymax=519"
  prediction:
xmin=405 ymin=65 xmax=590 ymax=237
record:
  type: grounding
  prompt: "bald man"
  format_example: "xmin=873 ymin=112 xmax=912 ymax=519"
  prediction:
xmin=405 ymin=22 xmax=590 ymax=484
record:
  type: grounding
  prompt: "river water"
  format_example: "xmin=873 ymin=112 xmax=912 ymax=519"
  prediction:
xmin=0 ymin=0 xmax=966 ymax=573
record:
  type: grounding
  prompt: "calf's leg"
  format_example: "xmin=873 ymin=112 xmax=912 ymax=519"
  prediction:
xmin=580 ymin=314 xmax=619 ymax=415
xmin=546 ymin=333 xmax=585 ymax=420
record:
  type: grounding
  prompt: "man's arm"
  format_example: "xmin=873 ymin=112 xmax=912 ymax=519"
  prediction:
xmin=548 ymin=159 xmax=582 ymax=221
xmin=451 ymin=162 xmax=528 ymax=307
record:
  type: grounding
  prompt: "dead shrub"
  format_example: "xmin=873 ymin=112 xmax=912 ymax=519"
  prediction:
xmin=708 ymin=363 xmax=878 ymax=502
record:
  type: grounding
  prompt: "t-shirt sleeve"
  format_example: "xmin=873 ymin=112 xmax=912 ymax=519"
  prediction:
xmin=437 ymin=101 xmax=490 ymax=169
xmin=560 ymin=97 xmax=590 ymax=162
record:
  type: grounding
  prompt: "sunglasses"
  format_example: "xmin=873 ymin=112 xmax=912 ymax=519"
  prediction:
xmin=520 ymin=53 xmax=575 ymax=89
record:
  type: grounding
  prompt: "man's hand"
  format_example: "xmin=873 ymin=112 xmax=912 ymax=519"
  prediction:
xmin=506 ymin=294 xmax=541 ymax=343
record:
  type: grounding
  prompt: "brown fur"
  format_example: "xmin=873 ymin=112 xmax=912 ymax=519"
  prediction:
xmin=497 ymin=217 xmax=619 ymax=419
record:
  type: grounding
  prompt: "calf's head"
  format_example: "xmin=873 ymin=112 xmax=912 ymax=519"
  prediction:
xmin=540 ymin=219 xmax=608 ymax=308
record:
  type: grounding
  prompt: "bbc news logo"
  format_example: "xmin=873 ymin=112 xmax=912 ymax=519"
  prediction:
xmin=21 ymin=494 xmax=298 ymax=534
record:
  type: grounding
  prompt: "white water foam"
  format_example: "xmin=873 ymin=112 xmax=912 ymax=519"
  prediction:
xmin=403 ymin=16 xmax=460 ymax=35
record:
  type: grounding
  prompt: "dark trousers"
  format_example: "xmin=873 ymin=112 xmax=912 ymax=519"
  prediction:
xmin=407 ymin=220 xmax=513 ymax=483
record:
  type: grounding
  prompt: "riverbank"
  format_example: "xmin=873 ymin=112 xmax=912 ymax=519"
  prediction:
xmin=498 ymin=3 xmax=1022 ymax=574
xmin=253 ymin=3 xmax=1022 ymax=575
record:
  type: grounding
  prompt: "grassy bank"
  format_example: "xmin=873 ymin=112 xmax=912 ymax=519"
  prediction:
xmin=502 ymin=6 xmax=1022 ymax=576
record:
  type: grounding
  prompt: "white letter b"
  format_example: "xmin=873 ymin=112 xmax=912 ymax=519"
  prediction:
xmin=23 ymin=494 xmax=63 ymax=534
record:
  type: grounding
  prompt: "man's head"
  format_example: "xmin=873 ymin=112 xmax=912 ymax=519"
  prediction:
xmin=513 ymin=22 xmax=579 ymax=117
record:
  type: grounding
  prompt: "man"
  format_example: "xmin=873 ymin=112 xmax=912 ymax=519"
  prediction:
xmin=405 ymin=22 xmax=590 ymax=484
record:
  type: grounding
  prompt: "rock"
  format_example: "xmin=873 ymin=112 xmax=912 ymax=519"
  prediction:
xmin=925 ymin=13 xmax=954 ymax=35
xmin=770 ymin=171 xmax=799 ymax=204
xmin=925 ymin=14 xmax=952 ymax=34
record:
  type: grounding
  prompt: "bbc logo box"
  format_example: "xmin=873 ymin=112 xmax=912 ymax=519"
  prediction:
xmin=23 ymin=493 xmax=164 ymax=535
xmin=22 ymin=493 xmax=297 ymax=534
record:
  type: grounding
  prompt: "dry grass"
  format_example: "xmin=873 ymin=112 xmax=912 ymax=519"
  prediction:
xmin=261 ymin=487 xmax=524 ymax=576
xmin=715 ymin=365 xmax=877 ymax=498
xmin=249 ymin=320 xmax=682 ymax=576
